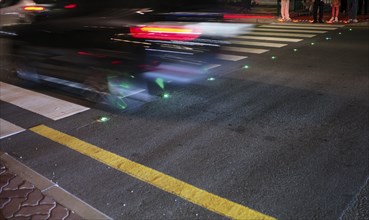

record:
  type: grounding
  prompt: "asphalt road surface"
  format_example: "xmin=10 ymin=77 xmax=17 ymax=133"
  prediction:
xmin=1 ymin=22 xmax=368 ymax=219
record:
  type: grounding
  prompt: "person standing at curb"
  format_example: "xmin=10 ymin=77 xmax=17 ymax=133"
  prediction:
xmin=279 ymin=0 xmax=291 ymax=21
xmin=347 ymin=0 xmax=359 ymax=22
xmin=312 ymin=0 xmax=325 ymax=23
xmin=328 ymin=0 xmax=341 ymax=22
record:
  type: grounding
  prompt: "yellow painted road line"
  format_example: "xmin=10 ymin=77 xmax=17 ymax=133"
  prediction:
xmin=30 ymin=124 xmax=275 ymax=220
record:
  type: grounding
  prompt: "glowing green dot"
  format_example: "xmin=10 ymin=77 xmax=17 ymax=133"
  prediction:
xmin=271 ymin=56 xmax=276 ymax=60
xmin=339 ymin=32 xmax=342 ymax=35
xmin=311 ymin=42 xmax=315 ymax=45
xmin=207 ymin=77 xmax=215 ymax=81
xmin=349 ymin=28 xmax=352 ymax=31
xmin=243 ymin=65 xmax=249 ymax=69
xmin=162 ymin=93 xmax=170 ymax=99
xmin=98 ymin=116 xmax=110 ymax=122
xmin=293 ymin=49 xmax=298 ymax=52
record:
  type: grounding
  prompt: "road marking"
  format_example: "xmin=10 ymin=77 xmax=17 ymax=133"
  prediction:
xmin=222 ymin=46 xmax=269 ymax=54
xmin=0 ymin=118 xmax=25 ymax=139
xmin=270 ymin=22 xmax=344 ymax=28
xmin=232 ymin=35 xmax=303 ymax=42
xmin=230 ymin=40 xmax=287 ymax=48
xmin=254 ymin=28 xmax=327 ymax=34
xmin=247 ymin=31 xmax=316 ymax=38
xmin=30 ymin=124 xmax=276 ymax=220
xmin=260 ymin=25 xmax=338 ymax=30
xmin=0 ymin=82 xmax=89 ymax=120
xmin=217 ymin=54 xmax=248 ymax=61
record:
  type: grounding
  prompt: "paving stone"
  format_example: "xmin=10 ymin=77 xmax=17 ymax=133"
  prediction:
xmin=0 ymin=165 xmax=84 ymax=220
xmin=0 ymin=173 xmax=14 ymax=189
xmin=22 ymin=189 xmax=43 ymax=206
xmin=0 ymin=197 xmax=11 ymax=209
xmin=15 ymin=204 xmax=56 ymax=216
xmin=19 ymin=182 xmax=34 ymax=190
xmin=0 ymin=188 xmax=33 ymax=199
xmin=4 ymin=176 xmax=24 ymax=191
xmin=49 ymin=204 xmax=69 ymax=219
xmin=2 ymin=197 xmax=27 ymax=218
xmin=39 ymin=196 xmax=56 ymax=206
xmin=29 ymin=214 xmax=50 ymax=220
xmin=9 ymin=215 xmax=30 ymax=220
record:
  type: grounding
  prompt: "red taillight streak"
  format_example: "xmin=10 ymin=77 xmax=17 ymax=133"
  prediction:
xmin=130 ymin=26 xmax=200 ymax=41
xmin=64 ymin=3 xmax=77 ymax=9
xmin=77 ymin=51 xmax=106 ymax=58
xmin=23 ymin=6 xmax=45 ymax=11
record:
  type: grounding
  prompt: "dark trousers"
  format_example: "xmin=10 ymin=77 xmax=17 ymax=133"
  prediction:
xmin=313 ymin=0 xmax=325 ymax=21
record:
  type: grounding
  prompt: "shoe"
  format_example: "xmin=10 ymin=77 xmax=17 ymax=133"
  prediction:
xmin=285 ymin=18 xmax=292 ymax=22
xmin=335 ymin=17 xmax=338 ymax=22
xmin=278 ymin=18 xmax=285 ymax=22
xmin=319 ymin=20 xmax=324 ymax=23
xmin=328 ymin=17 xmax=334 ymax=23
xmin=347 ymin=19 xmax=353 ymax=23
xmin=352 ymin=19 xmax=358 ymax=23
xmin=312 ymin=20 xmax=318 ymax=23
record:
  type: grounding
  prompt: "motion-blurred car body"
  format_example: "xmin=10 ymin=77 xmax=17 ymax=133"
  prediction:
xmin=3 ymin=0 xmax=249 ymax=109
xmin=0 ymin=0 xmax=35 ymax=26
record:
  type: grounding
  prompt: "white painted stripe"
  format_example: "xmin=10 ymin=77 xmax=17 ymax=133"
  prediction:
xmin=247 ymin=31 xmax=316 ymax=38
xmin=260 ymin=25 xmax=337 ymax=30
xmin=222 ymin=47 xmax=269 ymax=54
xmin=230 ymin=40 xmax=287 ymax=48
xmin=270 ymin=22 xmax=344 ymax=28
xmin=254 ymin=28 xmax=327 ymax=33
xmin=0 ymin=118 xmax=25 ymax=139
xmin=217 ymin=54 xmax=248 ymax=61
xmin=206 ymin=64 xmax=221 ymax=69
xmin=233 ymin=35 xmax=303 ymax=42
xmin=0 ymin=82 xmax=89 ymax=120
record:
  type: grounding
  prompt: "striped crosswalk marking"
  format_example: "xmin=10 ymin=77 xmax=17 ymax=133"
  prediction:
xmin=217 ymin=54 xmax=248 ymax=61
xmin=232 ymin=35 xmax=303 ymax=42
xmin=246 ymin=31 xmax=316 ymax=38
xmin=0 ymin=82 xmax=89 ymax=120
xmin=0 ymin=118 xmax=25 ymax=139
xmin=260 ymin=24 xmax=338 ymax=30
xmin=229 ymin=40 xmax=287 ymax=48
xmin=251 ymin=28 xmax=327 ymax=33
xmin=222 ymin=46 xmax=269 ymax=54
xmin=270 ymin=22 xmax=344 ymax=28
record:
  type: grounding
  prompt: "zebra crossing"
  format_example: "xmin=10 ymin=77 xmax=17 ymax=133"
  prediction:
xmin=0 ymin=22 xmax=345 ymax=139
xmin=0 ymin=82 xmax=89 ymax=139
xmin=216 ymin=22 xmax=344 ymax=61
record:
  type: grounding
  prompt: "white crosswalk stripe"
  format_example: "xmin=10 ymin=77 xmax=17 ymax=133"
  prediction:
xmin=250 ymin=28 xmax=327 ymax=33
xmin=0 ymin=118 xmax=25 ymax=139
xmin=216 ymin=22 xmax=343 ymax=62
xmin=245 ymin=31 xmax=316 ymax=38
xmin=0 ymin=82 xmax=89 ymax=121
xmin=260 ymin=24 xmax=338 ymax=30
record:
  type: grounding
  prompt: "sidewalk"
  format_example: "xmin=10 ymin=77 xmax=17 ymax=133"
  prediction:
xmin=0 ymin=152 xmax=111 ymax=220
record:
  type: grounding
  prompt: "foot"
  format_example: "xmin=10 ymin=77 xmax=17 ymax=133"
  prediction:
xmin=328 ymin=17 xmax=334 ymax=22
xmin=334 ymin=17 xmax=338 ymax=22
xmin=352 ymin=19 xmax=358 ymax=23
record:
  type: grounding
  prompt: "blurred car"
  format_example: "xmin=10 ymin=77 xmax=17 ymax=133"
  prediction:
xmin=0 ymin=0 xmax=35 ymax=26
xmin=3 ymin=0 xmax=249 ymax=109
